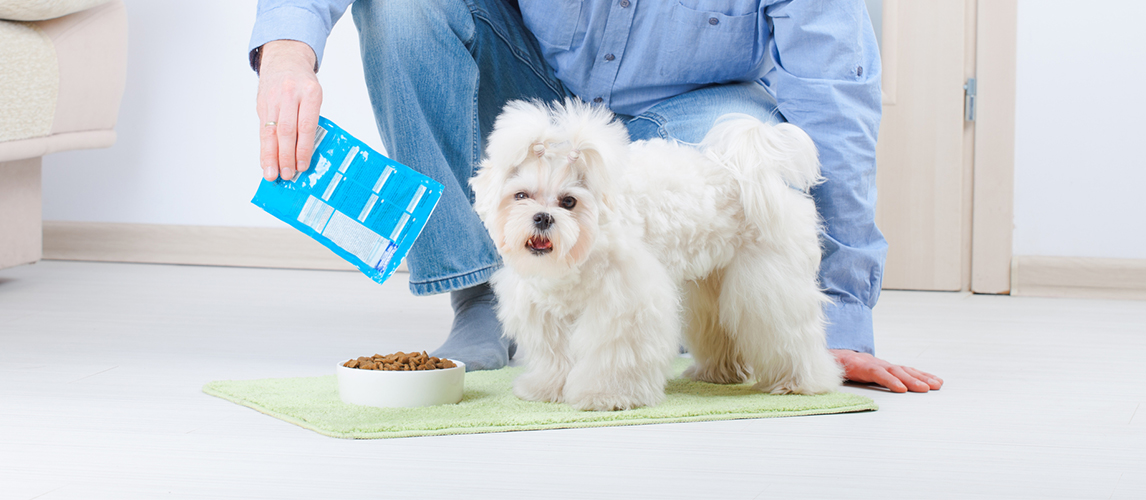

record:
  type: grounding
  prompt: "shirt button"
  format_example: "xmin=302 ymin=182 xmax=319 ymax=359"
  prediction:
xmin=593 ymin=97 xmax=603 ymax=104
xmin=857 ymin=66 xmax=864 ymax=76
xmin=604 ymin=53 xmax=615 ymax=61
xmin=620 ymin=0 xmax=630 ymax=7
xmin=708 ymin=17 xmax=719 ymax=25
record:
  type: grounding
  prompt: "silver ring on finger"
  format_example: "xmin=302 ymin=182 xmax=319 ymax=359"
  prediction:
xmin=264 ymin=121 xmax=277 ymax=128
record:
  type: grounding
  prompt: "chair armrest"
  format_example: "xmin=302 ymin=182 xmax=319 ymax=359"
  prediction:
xmin=0 ymin=0 xmax=112 ymax=22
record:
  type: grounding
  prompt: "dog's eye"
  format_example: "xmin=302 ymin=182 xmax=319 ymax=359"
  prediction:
xmin=559 ymin=196 xmax=577 ymax=209
xmin=514 ymin=192 xmax=528 ymax=201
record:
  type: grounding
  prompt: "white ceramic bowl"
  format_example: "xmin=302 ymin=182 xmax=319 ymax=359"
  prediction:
xmin=336 ymin=359 xmax=465 ymax=408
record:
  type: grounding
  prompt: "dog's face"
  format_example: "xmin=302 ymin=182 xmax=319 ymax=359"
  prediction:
xmin=471 ymin=100 xmax=630 ymax=279
xmin=481 ymin=147 xmax=601 ymax=278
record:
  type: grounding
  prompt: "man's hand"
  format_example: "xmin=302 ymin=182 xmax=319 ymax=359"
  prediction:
xmin=256 ymin=40 xmax=323 ymax=182
xmin=831 ymin=349 xmax=943 ymax=393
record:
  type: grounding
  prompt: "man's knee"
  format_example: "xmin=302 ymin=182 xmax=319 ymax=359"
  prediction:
xmin=625 ymin=82 xmax=781 ymax=144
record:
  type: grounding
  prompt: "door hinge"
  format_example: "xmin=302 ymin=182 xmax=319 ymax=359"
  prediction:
xmin=964 ymin=78 xmax=977 ymax=122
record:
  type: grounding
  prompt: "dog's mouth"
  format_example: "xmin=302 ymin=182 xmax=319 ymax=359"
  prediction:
xmin=526 ymin=236 xmax=553 ymax=255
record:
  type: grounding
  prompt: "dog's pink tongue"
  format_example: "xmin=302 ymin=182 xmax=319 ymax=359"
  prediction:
xmin=530 ymin=237 xmax=552 ymax=250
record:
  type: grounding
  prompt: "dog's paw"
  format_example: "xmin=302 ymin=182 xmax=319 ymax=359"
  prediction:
xmin=683 ymin=362 xmax=749 ymax=385
xmin=762 ymin=383 xmax=795 ymax=395
xmin=513 ymin=373 xmax=565 ymax=403
xmin=563 ymin=365 xmax=670 ymax=411
xmin=565 ymin=390 xmax=662 ymax=412
xmin=753 ymin=378 xmax=835 ymax=396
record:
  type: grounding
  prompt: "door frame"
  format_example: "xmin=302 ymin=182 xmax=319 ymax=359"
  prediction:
xmin=877 ymin=0 xmax=1016 ymax=293
xmin=969 ymin=0 xmax=1017 ymax=294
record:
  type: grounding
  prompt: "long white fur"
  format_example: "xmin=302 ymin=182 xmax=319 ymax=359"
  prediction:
xmin=471 ymin=99 xmax=842 ymax=411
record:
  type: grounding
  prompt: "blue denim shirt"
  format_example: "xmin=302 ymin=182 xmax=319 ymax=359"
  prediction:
xmin=250 ymin=0 xmax=885 ymax=354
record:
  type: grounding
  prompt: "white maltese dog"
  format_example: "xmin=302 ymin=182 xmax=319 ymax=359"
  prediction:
xmin=470 ymin=99 xmax=842 ymax=411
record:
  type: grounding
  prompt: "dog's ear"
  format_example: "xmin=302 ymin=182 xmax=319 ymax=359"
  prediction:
xmin=472 ymin=100 xmax=553 ymax=219
xmin=469 ymin=159 xmax=499 ymax=222
xmin=483 ymin=100 xmax=553 ymax=171
xmin=554 ymin=98 xmax=630 ymax=214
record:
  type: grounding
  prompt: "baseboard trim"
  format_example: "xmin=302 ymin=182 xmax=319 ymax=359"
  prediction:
xmin=42 ymin=221 xmax=364 ymax=271
xmin=1011 ymin=255 xmax=1146 ymax=300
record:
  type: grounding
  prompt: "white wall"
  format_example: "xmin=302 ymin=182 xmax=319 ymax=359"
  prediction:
xmin=1013 ymin=0 xmax=1146 ymax=259
xmin=42 ymin=0 xmax=382 ymax=228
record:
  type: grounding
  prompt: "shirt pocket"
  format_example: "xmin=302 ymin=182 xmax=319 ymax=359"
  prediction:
xmin=523 ymin=1 xmax=584 ymax=51
xmin=658 ymin=1 xmax=763 ymax=83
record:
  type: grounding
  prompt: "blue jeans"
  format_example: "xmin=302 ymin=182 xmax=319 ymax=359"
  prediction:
xmin=352 ymin=0 xmax=568 ymax=295
xmin=352 ymin=0 xmax=884 ymax=353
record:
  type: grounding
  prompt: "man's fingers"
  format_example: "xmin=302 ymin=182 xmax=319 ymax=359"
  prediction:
xmin=868 ymin=367 xmax=908 ymax=393
xmin=296 ymin=86 xmax=321 ymax=173
xmin=277 ymin=100 xmax=300 ymax=181
xmin=259 ymin=115 xmax=280 ymax=181
xmin=833 ymin=349 xmax=942 ymax=394
xmin=904 ymin=366 xmax=944 ymax=390
xmin=889 ymin=366 xmax=931 ymax=393
xmin=256 ymin=40 xmax=322 ymax=182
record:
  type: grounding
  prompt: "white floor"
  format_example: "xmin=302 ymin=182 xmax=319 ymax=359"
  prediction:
xmin=0 ymin=261 xmax=1143 ymax=499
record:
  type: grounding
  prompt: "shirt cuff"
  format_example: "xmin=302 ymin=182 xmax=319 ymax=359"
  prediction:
xmin=824 ymin=295 xmax=876 ymax=355
xmin=248 ymin=5 xmax=332 ymax=73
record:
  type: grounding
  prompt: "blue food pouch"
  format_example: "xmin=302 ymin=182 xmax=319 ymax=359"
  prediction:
xmin=252 ymin=117 xmax=443 ymax=285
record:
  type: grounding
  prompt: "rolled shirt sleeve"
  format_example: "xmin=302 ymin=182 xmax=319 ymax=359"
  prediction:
xmin=762 ymin=0 xmax=887 ymax=354
xmin=248 ymin=0 xmax=354 ymax=72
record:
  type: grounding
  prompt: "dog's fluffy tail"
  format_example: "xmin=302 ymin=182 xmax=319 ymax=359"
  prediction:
xmin=699 ymin=114 xmax=822 ymax=236
xmin=700 ymin=115 xmax=841 ymax=395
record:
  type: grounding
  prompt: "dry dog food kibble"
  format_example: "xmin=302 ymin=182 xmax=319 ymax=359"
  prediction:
xmin=342 ymin=351 xmax=457 ymax=371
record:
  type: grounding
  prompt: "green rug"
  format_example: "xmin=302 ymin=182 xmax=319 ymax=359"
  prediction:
xmin=203 ymin=357 xmax=876 ymax=439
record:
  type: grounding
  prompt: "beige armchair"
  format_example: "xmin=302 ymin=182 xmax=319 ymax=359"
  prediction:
xmin=0 ymin=0 xmax=127 ymax=269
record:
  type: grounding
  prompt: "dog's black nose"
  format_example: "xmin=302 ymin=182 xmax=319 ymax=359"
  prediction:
xmin=533 ymin=212 xmax=553 ymax=230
